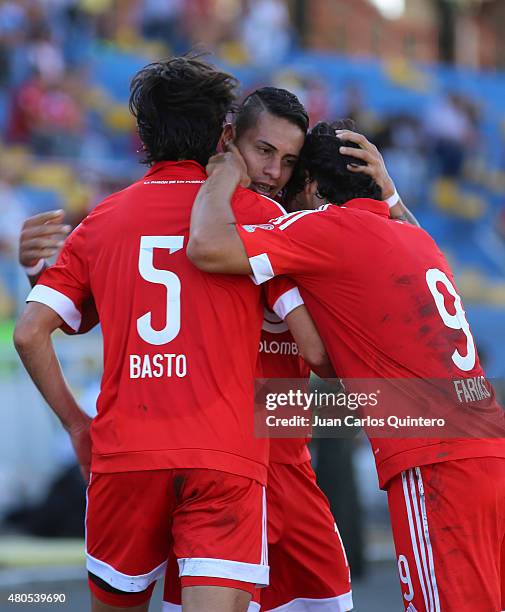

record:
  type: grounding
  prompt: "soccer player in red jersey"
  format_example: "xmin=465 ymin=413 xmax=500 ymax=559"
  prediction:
xmin=217 ymin=91 xmax=353 ymax=611
xmin=13 ymin=58 xmax=315 ymax=612
xmin=187 ymin=122 xmax=505 ymax=611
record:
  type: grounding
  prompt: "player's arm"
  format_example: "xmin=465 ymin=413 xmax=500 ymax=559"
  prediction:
xmin=13 ymin=302 xmax=92 ymax=479
xmin=336 ymin=129 xmax=420 ymax=227
xmin=388 ymin=196 xmax=419 ymax=226
xmin=19 ymin=210 xmax=72 ymax=287
xmin=188 ymin=144 xmax=253 ymax=274
xmin=266 ymin=280 xmax=336 ymax=377
xmin=285 ymin=305 xmax=336 ymax=378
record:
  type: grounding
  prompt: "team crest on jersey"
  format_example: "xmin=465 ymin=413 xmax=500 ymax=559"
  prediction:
xmin=242 ymin=223 xmax=274 ymax=233
xmin=262 ymin=307 xmax=288 ymax=333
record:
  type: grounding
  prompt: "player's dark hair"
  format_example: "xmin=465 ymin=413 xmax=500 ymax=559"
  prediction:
xmin=292 ymin=119 xmax=383 ymax=205
xmin=234 ymin=87 xmax=309 ymax=139
xmin=129 ymin=56 xmax=238 ymax=166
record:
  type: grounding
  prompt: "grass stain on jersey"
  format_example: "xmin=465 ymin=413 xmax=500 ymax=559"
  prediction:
xmin=173 ymin=475 xmax=185 ymax=503
xmin=395 ymin=274 xmax=415 ymax=285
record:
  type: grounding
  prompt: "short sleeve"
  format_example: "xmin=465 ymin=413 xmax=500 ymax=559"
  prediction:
xmin=60 ymin=297 xmax=99 ymax=335
xmin=27 ymin=223 xmax=91 ymax=332
xmin=237 ymin=208 xmax=327 ymax=284
xmin=263 ymin=277 xmax=303 ymax=320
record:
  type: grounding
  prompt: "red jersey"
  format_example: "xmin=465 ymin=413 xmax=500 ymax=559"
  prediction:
xmin=259 ymin=281 xmax=311 ymax=465
xmin=27 ymin=161 xmax=286 ymax=484
xmin=237 ymin=198 xmax=505 ymax=488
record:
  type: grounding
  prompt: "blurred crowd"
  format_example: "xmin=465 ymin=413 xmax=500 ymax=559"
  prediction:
xmin=1 ymin=0 xmax=505 ymax=319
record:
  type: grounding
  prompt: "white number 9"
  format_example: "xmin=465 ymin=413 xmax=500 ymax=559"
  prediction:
xmin=398 ymin=554 xmax=414 ymax=602
xmin=137 ymin=236 xmax=184 ymax=346
xmin=426 ymin=268 xmax=476 ymax=372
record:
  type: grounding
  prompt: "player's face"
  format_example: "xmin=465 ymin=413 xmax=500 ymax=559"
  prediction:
xmin=233 ymin=111 xmax=305 ymax=198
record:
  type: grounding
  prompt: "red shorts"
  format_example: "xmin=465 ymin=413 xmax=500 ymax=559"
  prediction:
xmin=386 ymin=457 xmax=505 ymax=612
xmin=86 ymin=469 xmax=268 ymax=603
xmin=163 ymin=461 xmax=352 ymax=611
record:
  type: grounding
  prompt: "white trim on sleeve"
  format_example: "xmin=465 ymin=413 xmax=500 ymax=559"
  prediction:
xmin=266 ymin=593 xmax=353 ymax=611
xmin=272 ymin=287 xmax=303 ymax=320
xmin=27 ymin=284 xmax=82 ymax=331
xmin=178 ymin=557 xmax=269 ymax=588
xmin=249 ymin=253 xmax=275 ymax=285
xmin=162 ymin=602 xmax=260 ymax=612
xmin=86 ymin=553 xmax=166 ymax=592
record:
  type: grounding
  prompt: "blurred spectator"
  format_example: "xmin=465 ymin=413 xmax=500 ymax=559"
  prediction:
xmin=424 ymin=92 xmax=477 ymax=178
xmin=241 ymin=0 xmax=291 ymax=66
xmin=0 ymin=0 xmax=28 ymax=87
xmin=0 ymin=149 xmax=29 ymax=301
xmin=0 ymin=150 xmax=29 ymax=260
xmin=376 ymin=114 xmax=427 ymax=208
xmin=25 ymin=17 xmax=66 ymax=82
xmin=339 ymin=83 xmax=379 ymax=137
xmin=141 ymin=0 xmax=186 ymax=53
xmin=8 ymin=71 xmax=84 ymax=157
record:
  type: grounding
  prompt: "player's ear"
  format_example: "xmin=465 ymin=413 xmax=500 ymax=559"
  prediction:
xmin=304 ymin=175 xmax=319 ymax=209
xmin=218 ymin=123 xmax=235 ymax=152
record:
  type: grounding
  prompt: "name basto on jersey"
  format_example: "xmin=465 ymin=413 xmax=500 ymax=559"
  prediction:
xmin=26 ymin=160 xmax=289 ymax=484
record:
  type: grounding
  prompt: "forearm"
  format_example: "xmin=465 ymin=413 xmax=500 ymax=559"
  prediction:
xmin=390 ymin=197 xmax=420 ymax=227
xmin=285 ymin=305 xmax=337 ymax=378
xmin=14 ymin=319 xmax=88 ymax=433
xmin=188 ymin=168 xmax=251 ymax=273
xmin=191 ymin=166 xmax=239 ymax=241
xmin=382 ymin=178 xmax=420 ymax=228
xmin=310 ymin=359 xmax=337 ymax=380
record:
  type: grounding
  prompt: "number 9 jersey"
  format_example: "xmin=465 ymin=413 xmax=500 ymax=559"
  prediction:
xmin=236 ymin=197 xmax=505 ymax=489
xmin=26 ymin=160 xmax=287 ymax=484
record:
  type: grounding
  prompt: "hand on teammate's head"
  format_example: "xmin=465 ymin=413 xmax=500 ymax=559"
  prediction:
xmin=206 ymin=142 xmax=251 ymax=188
xmin=334 ymin=129 xmax=395 ymax=200
xmin=19 ymin=210 xmax=72 ymax=267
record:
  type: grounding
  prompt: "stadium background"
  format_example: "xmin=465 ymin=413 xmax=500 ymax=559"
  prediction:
xmin=0 ymin=0 xmax=504 ymax=609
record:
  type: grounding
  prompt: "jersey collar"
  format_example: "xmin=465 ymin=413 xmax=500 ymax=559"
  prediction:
xmin=144 ymin=160 xmax=207 ymax=180
xmin=341 ymin=198 xmax=390 ymax=218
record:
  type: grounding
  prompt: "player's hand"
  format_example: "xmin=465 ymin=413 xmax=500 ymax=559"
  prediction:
xmin=206 ymin=142 xmax=251 ymax=188
xmin=336 ymin=130 xmax=396 ymax=199
xmin=19 ymin=210 xmax=72 ymax=268
xmin=67 ymin=415 xmax=92 ymax=482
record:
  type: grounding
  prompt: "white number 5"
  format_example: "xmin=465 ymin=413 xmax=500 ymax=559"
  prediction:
xmin=137 ymin=236 xmax=183 ymax=346
xmin=426 ymin=268 xmax=475 ymax=372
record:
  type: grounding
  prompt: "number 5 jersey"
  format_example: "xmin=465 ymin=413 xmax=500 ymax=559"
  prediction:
xmin=27 ymin=160 xmax=287 ymax=484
